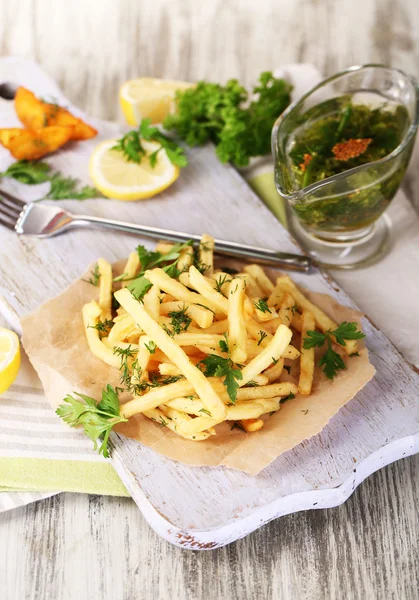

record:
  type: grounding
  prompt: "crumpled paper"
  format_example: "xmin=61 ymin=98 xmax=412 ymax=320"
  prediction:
xmin=21 ymin=261 xmax=375 ymax=475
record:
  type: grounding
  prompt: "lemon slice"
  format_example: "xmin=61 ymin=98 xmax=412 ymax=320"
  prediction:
xmin=0 ymin=328 xmax=20 ymax=395
xmin=120 ymin=78 xmax=194 ymax=126
xmin=89 ymin=139 xmax=180 ymax=201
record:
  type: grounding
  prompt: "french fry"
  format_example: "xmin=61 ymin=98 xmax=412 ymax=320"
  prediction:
xmin=172 ymin=333 xmax=225 ymax=347
xmin=278 ymin=292 xmax=296 ymax=328
xmin=251 ymin=374 xmax=269 ymax=386
xmin=228 ymin=278 xmax=247 ymax=364
xmin=298 ymin=311 xmax=316 ymax=395
xmin=96 ymin=258 xmax=112 ymax=320
xmin=177 ymin=245 xmax=194 ymax=273
xmin=136 ymin=335 xmax=155 ymax=381
xmin=121 ymin=251 xmax=140 ymax=286
xmin=291 ymin=312 xmax=303 ymax=333
xmin=108 ymin=314 xmax=138 ymax=343
xmin=143 ymin=284 xmax=160 ymax=321
xmin=263 ymin=358 xmax=284 ymax=382
xmin=82 ymin=301 xmax=120 ymax=368
xmin=253 ymin=298 xmax=278 ymax=323
xmin=274 ymin=276 xmax=358 ymax=354
xmin=241 ymin=273 xmax=263 ymax=298
xmin=165 ymin=397 xmax=204 ymax=416
xmin=155 ymin=241 xmax=174 ymax=254
xmin=240 ymin=419 xmax=264 ymax=432
xmin=122 ymin=378 xmax=196 ymax=417
xmin=240 ymin=324 xmax=293 ymax=386
xmin=235 ymin=382 xmax=297 ymax=400
xmin=261 ymin=317 xmax=282 ymax=334
xmin=245 ymin=315 xmax=272 ymax=347
xmin=226 ymin=399 xmax=280 ymax=420
xmin=198 ymin=234 xmax=214 ymax=276
xmin=144 ymin=268 xmax=221 ymax=316
xmin=267 ymin=283 xmax=285 ymax=309
xmin=158 ymin=363 xmax=182 ymax=376
xmin=212 ymin=272 xmax=234 ymax=296
xmin=143 ymin=407 xmax=212 ymax=440
xmin=159 ymin=405 xmax=216 ymax=436
xmin=243 ymin=265 xmax=274 ymax=295
xmin=115 ymin=288 xmax=226 ymax=420
xmin=188 ymin=265 xmax=229 ymax=314
xmin=176 ymin=414 xmax=220 ymax=435
xmin=159 ymin=301 xmax=213 ymax=329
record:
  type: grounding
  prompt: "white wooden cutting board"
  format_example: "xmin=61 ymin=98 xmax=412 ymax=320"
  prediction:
xmin=1 ymin=58 xmax=418 ymax=549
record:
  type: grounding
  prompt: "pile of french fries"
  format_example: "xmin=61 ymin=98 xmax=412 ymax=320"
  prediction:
xmin=82 ymin=235 xmax=358 ymax=441
xmin=0 ymin=87 xmax=97 ymax=160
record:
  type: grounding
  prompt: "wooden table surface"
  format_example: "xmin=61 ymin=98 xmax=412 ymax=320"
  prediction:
xmin=0 ymin=1 xmax=418 ymax=598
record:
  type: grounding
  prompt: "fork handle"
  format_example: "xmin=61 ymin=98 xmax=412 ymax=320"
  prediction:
xmin=73 ymin=214 xmax=314 ymax=273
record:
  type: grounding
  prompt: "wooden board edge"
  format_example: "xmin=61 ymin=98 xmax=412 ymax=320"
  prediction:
xmin=109 ymin=432 xmax=419 ymax=549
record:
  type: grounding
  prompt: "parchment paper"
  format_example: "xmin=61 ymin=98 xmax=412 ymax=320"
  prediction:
xmin=21 ymin=261 xmax=375 ymax=475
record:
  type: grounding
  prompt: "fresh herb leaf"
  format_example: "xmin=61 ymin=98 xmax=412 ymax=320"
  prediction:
xmin=303 ymin=330 xmax=328 ymax=349
xmin=319 ymin=340 xmax=346 ymax=380
xmin=0 ymin=160 xmax=102 ymax=199
xmin=56 ymin=385 xmax=127 ymax=457
xmin=164 ymin=72 xmax=292 ymax=167
xmin=198 ymin=408 xmax=212 ymax=417
xmin=113 ymin=345 xmax=138 ymax=390
xmin=302 ymin=321 xmax=364 ymax=380
xmin=82 ymin=264 xmax=100 ymax=286
xmin=144 ymin=340 xmax=157 ymax=354
xmin=257 ymin=331 xmax=268 ymax=346
xmin=88 ymin=318 xmax=113 ymax=339
xmin=253 ymin=298 xmax=271 ymax=314
xmin=245 ymin=380 xmax=259 ymax=387
xmin=330 ymin=322 xmax=366 ymax=346
xmin=167 ymin=306 xmax=192 ymax=335
xmin=214 ymin=274 xmax=232 ymax=297
xmin=127 ymin=241 xmax=193 ymax=300
xmin=199 ymin=335 xmax=242 ymax=403
xmin=112 ymin=118 xmax=188 ymax=168
xmin=281 ymin=392 xmax=296 ymax=403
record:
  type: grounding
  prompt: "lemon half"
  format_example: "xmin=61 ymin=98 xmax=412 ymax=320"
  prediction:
xmin=120 ymin=78 xmax=194 ymax=126
xmin=0 ymin=328 xmax=20 ymax=395
xmin=89 ymin=139 xmax=180 ymax=201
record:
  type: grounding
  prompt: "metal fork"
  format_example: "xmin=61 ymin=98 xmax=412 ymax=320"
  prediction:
xmin=0 ymin=189 xmax=314 ymax=273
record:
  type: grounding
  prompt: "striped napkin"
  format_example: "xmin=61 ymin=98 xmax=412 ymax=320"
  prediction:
xmin=1 ymin=63 xmax=419 ymax=512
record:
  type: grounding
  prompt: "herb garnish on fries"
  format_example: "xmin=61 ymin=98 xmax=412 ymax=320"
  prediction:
xmin=56 ymin=235 xmax=366 ymax=456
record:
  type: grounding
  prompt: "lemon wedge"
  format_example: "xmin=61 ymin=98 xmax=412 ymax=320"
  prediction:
xmin=0 ymin=328 xmax=20 ymax=395
xmin=89 ymin=139 xmax=180 ymax=201
xmin=120 ymin=78 xmax=194 ymax=126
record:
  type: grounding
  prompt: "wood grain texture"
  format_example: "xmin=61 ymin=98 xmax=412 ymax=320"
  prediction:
xmin=0 ymin=1 xmax=418 ymax=598
xmin=0 ymin=0 xmax=418 ymax=209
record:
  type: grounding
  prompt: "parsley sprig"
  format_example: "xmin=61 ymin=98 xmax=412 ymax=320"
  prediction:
xmin=112 ymin=118 xmax=188 ymax=168
xmin=199 ymin=335 xmax=243 ymax=403
xmin=0 ymin=160 xmax=102 ymax=200
xmin=123 ymin=241 xmax=194 ymax=300
xmin=56 ymin=385 xmax=127 ymax=457
xmin=164 ymin=72 xmax=292 ymax=167
xmin=303 ymin=321 xmax=365 ymax=380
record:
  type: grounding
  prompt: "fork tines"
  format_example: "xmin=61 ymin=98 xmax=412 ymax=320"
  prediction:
xmin=0 ymin=189 xmax=26 ymax=230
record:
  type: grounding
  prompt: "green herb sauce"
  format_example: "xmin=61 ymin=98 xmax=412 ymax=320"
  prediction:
xmin=287 ymin=96 xmax=411 ymax=232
